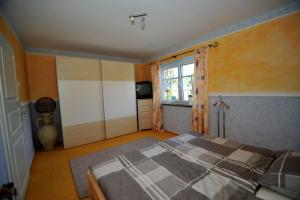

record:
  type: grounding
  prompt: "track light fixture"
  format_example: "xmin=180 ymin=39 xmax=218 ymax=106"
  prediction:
xmin=130 ymin=16 xmax=135 ymax=25
xmin=129 ymin=13 xmax=147 ymax=30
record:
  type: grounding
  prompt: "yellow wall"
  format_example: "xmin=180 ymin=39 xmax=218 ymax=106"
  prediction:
xmin=25 ymin=53 xmax=58 ymax=101
xmin=149 ymin=12 xmax=300 ymax=93
xmin=208 ymin=12 xmax=300 ymax=93
xmin=0 ymin=16 xmax=29 ymax=102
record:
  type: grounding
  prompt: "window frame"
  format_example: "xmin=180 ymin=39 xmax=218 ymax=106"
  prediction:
xmin=161 ymin=56 xmax=194 ymax=104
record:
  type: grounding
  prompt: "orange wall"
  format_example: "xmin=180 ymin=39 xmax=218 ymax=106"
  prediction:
xmin=26 ymin=53 xmax=58 ymax=101
xmin=0 ymin=16 xmax=29 ymax=102
xmin=149 ymin=12 xmax=300 ymax=93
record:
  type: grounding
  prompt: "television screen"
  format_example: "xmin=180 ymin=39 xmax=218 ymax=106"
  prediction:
xmin=136 ymin=81 xmax=153 ymax=99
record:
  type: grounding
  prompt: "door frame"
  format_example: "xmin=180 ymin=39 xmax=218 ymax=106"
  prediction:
xmin=0 ymin=33 xmax=15 ymax=186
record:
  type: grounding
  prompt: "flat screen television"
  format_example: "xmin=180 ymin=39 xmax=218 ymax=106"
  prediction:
xmin=136 ymin=81 xmax=153 ymax=99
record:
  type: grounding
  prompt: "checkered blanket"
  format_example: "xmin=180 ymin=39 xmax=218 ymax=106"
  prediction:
xmin=91 ymin=134 xmax=275 ymax=200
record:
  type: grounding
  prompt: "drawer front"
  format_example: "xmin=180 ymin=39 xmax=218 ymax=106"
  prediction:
xmin=139 ymin=104 xmax=152 ymax=112
xmin=139 ymin=122 xmax=152 ymax=130
xmin=139 ymin=116 xmax=152 ymax=124
xmin=138 ymin=111 xmax=152 ymax=118
xmin=138 ymin=99 xmax=152 ymax=106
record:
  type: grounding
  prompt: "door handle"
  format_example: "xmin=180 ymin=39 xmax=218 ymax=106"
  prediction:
xmin=17 ymin=108 xmax=23 ymax=121
xmin=0 ymin=182 xmax=17 ymax=199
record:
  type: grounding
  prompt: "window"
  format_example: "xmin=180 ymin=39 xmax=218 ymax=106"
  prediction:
xmin=161 ymin=57 xmax=194 ymax=104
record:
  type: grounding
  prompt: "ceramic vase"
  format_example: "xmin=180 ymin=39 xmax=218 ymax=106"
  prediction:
xmin=37 ymin=113 xmax=57 ymax=151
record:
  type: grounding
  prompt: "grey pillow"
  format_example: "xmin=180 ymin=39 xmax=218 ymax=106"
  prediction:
xmin=258 ymin=151 xmax=300 ymax=199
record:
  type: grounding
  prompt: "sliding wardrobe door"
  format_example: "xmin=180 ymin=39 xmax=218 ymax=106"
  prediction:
xmin=101 ymin=60 xmax=137 ymax=138
xmin=56 ymin=56 xmax=105 ymax=148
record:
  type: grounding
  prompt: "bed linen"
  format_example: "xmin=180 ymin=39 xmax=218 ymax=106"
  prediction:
xmin=91 ymin=134 xmax=275 ymax=200
xmin=258 ymin=150 xmax=300 ymax=199
xmin=256 ymin=187 xmax=292 ymax=200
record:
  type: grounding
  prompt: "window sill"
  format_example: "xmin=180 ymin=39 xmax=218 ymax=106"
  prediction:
xmin=162 ymin=102 xmax=192 ymax=107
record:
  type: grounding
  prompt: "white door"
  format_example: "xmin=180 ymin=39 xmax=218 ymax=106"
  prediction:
xmin=0 ymin=35 xmax=29 ymax=199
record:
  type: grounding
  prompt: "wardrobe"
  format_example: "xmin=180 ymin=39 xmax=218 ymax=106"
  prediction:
xmin=56 ymin=56 xmax=137 ymax=148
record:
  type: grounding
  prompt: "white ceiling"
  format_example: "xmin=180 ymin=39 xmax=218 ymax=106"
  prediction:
xmin=1 ymin=0 xmax=291 ymax=61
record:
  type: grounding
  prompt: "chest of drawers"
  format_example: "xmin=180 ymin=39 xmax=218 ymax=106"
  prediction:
xmin=137 ymin=99 xmax=152 ymax=131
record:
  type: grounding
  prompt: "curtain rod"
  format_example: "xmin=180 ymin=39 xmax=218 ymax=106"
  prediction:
xmin=153 ymin=41 xmax=219 ymax=64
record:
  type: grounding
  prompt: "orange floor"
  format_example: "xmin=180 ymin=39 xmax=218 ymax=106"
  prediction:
xmin=25 ymin=130 xmax=176 ymax=200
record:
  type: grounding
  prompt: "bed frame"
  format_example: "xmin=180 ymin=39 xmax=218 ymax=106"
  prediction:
xmin=87 ymin=169 xmax=106 ymax=200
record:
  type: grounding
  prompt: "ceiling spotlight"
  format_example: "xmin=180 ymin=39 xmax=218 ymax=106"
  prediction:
xmin=130 ymin=16 xmax=135 ymax=25
xmin=129 ymin=13 xmax=147 ymax=30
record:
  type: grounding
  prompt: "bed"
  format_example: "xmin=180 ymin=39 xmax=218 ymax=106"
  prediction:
xmin=87 ymin=134 xmax=297 ymax=200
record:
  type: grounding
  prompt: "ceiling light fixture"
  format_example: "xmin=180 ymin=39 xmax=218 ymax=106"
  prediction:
xmin=130 ymin=16 xmax=135 ymax=25
xmin=129 ymin=13 xmax=147 ymax=30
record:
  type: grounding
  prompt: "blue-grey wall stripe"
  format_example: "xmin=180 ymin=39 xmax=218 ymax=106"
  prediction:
xmin=21 ymin=103 xmax=35 ymax=168
xmin=162 ymin=94 xmax=300 ymax=151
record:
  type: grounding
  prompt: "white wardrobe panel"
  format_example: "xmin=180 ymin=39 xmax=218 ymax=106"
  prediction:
xmin=58 ymin=80 xmax=104 ymax=126
xmin=56 ymin=56 xmax=105 ymax=148
xmin=102 ymin=81 xmax=136 ymax=120
xmin=101 ymin=60 xmax=137 ymax=139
